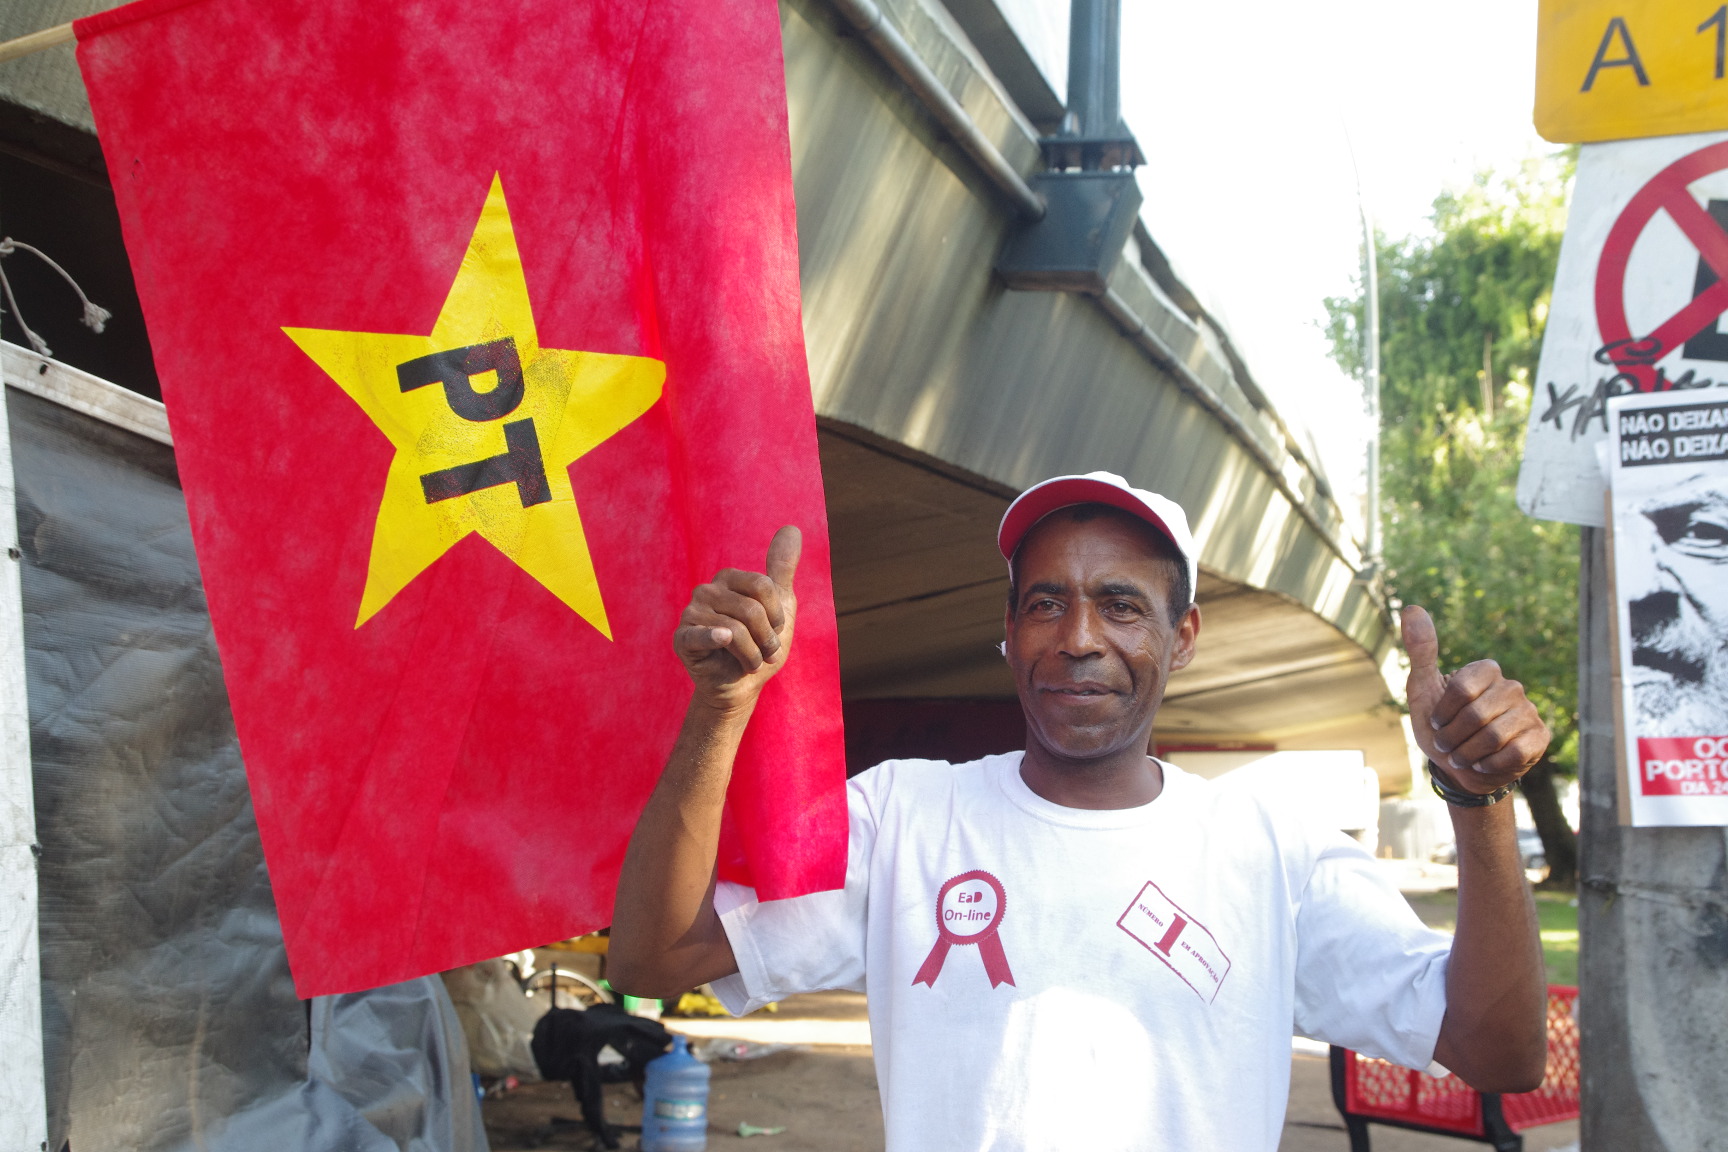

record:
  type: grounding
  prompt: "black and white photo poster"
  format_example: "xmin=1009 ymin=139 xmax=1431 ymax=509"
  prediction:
xmin=1608 ymin=389 xmax=1728 ymax=825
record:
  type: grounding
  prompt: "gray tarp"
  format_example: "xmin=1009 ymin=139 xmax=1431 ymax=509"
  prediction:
xmin=14 ymin=386 xmax=487 ymax=1152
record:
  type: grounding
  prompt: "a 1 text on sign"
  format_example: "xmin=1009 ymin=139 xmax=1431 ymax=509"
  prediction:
xmin=1538 ymin=0 xmax=1728 ymax=143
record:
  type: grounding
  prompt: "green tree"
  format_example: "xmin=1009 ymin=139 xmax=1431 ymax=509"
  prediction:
xmin=1324 ymin=155 xmax=1581 ymax=887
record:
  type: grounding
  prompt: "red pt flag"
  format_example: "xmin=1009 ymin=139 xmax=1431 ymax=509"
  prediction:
xmin=75 ymin=0 xmax=845 ymax=996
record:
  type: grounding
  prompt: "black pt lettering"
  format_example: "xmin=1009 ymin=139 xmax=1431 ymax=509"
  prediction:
xmin=419 ymin=417 xmax=552 ymax=507
xmin=397 ymin=337 xmax=526 ymax=422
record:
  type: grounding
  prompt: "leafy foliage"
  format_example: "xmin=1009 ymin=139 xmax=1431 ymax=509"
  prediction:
xmin=1323 ymin=156 xmax=1581 ymax=769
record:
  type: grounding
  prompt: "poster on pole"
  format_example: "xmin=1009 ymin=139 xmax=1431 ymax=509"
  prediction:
xmin=1518 ymin=130 xmax=1728 ymax=526
xmin=1606 ymin=389 xmax=1728 ymax=826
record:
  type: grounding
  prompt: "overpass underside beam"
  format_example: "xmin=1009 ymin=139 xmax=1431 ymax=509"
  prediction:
xmin=787 ymin=0 xmax=1407 ymax=788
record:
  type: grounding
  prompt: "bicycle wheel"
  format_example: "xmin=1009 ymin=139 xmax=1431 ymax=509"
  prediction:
xmin=525 ymin=967 xmax=611 ymax=1009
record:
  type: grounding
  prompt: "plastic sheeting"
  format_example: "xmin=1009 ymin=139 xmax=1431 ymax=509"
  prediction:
xmin=13 ymin=385 xmax=487 ymax=1152
xmin=442 ymin=960 xmax=543 ymax=1081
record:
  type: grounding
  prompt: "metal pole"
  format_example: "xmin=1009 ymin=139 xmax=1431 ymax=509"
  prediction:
xmin=1362 ymin=199 xmax=1381 ymax=571
xmin=1575 ymin=526 xmax=1728 ymax=1149
xmin=1065 ymin=0 xmax=1123 ymax=139
xmin=1344 ymin=123 xmax=1381 ymax=577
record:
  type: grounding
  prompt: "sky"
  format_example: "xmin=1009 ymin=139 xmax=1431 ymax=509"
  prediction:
xmin=1076 ymin=1 xmax=1554 ymax=538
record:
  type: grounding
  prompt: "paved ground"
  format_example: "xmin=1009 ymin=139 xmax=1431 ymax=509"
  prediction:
xmin=480 ymin=988 xmax=1578 ymax=1151
xmin=485 ymin=872 xmax=1580 ymax=1151
xmin=1281 ymin=1052 xmax=1577 ymax=1152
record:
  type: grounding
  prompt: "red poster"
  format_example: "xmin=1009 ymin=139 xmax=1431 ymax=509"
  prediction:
xmin=75 ymin=0 xmax=845 ymax=996
xmin=1636 ymin=737 xmax=1728 ymax=797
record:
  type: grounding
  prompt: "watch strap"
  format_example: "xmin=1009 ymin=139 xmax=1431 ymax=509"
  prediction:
xmin=1428 ymin=760 xmax=1516 ymax=808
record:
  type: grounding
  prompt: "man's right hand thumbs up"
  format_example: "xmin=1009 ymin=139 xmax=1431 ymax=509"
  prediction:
xmin=674 ymin=526 xmax=803 ymax=715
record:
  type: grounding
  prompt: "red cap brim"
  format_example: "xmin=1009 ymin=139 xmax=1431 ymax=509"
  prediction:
xmin=997 ymin=477 xmax=1179 ymax=561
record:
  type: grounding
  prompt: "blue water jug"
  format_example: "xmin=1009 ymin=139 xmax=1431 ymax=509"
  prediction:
xmin=641 ymin=1034 xmax=710 ymax=1151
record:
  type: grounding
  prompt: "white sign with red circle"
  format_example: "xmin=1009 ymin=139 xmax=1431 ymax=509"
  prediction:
xmin=1519 ymin=130 xmax=1728 ymax=526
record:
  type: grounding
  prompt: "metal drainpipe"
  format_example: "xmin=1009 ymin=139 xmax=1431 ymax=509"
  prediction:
xmin=1042 ymin=0 xmax=1142 ymax=172
xmin=825 ymin=0 xmax=1044 ymax=220
xmin=1064 ymin=0 xmax=1124 ymax=141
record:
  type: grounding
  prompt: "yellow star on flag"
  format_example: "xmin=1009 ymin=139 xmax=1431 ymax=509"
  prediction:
xmin=285 ymin=174 xmax=664 ymax=636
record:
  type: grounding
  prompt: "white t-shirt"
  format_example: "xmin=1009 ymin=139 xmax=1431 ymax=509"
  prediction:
xmin=712 ymin=753 xmax=1451 ymax=1152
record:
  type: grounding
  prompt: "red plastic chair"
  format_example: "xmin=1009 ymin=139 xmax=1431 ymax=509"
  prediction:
xmin=1328 ymin=985 xmax=1580 ymax=1151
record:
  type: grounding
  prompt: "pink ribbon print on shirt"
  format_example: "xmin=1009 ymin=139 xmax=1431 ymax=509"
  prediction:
xmin=913 ymin=870 xmax=1016 ymax=989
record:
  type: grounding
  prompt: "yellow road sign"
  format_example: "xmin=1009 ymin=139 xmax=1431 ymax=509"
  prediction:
xmin=1538 ymin=0 xmax=1728 ymax=142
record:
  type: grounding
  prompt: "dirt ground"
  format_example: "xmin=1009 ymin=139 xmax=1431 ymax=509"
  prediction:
xmin=481 ymin=988 xmax=1578 ymax=1152
xmin=483 ymin=1043 xmax=882 ymax=1152
xmin=483 ymin=990 xmax=882 ymax=1152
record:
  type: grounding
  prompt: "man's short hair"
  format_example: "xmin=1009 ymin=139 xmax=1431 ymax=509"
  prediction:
xmin=1006 ymin=503 xmax=1194 ymax=626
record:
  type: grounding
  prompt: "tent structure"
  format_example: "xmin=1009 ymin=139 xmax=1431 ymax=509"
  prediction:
xmin=0 ymin=344 xmax=487 ymax=1151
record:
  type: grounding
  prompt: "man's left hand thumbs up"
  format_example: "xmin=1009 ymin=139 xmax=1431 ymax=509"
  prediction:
xmin=1402 ymin=605 xmax=1551 ymax=795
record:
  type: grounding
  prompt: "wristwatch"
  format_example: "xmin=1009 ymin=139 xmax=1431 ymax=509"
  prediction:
xmin=1428 ymin=760 xmax=1516 ymax=808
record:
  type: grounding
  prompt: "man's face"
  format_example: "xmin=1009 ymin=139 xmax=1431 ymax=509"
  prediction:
xmin=1003 ymin=511 xmax=1199 ymax=764
xmin=1623 ymin=473 xmax=1728 ymax=732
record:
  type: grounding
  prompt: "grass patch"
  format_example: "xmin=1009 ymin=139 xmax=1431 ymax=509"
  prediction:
xmin=1400 ymin=889 xmax=1579 ymax=986
xmin=1535 ymin=890 xmax=1578 ymax=986
xmin=1402 ymin=892 xmax=1457 ymax=932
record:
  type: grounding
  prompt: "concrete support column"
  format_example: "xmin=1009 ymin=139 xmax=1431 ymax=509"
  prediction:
xmin=1577 ymin=526 xmax=1728 ymax=1151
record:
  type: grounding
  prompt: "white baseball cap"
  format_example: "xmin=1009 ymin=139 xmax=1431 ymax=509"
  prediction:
xmin=997 ymin=471 xmax=1198 ymax=594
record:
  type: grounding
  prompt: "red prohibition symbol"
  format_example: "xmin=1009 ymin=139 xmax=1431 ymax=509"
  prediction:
xmin=912 ymin=869 xmax=1015 ymax=989
xmin=1595 ymin=140 xmax=1728 ymax=391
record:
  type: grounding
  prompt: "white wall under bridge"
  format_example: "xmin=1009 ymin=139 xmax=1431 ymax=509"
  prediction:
xmin=782 ymin=0 xmax=1415 ymax=792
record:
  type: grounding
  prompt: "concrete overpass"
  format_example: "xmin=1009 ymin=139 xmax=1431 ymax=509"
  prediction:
xmin=0 ymin=0 xmax=1411 ymax=789
xmin=779 ymin=0 xmax=1410 ymax=783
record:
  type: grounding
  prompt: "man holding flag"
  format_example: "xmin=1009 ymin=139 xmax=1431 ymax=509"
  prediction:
xmin=63 ymin=10 xmax=1546 ymax=1141
xmin=612 ymin=471 xmax=1551 ymax=1151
